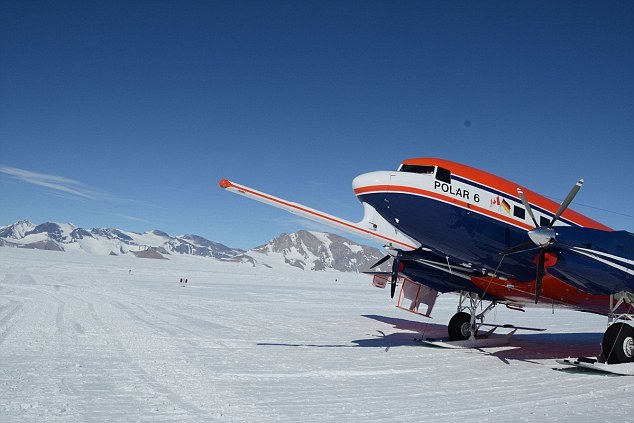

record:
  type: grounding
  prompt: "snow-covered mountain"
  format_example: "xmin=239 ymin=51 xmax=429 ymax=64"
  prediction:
xmin=0 ymin=221 xmax=389 ymax=272
xmin=239 ymin=230 xmax=389 ymax=272
xmin=0 ymin=220 xmax=243 ymax=259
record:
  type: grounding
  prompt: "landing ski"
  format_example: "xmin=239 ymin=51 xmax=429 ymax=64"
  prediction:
xmin=415 ymin=323 xmax=545 ymax=349
xmin=415 ymin=333 xmax=514 ymax=349
xmin=556 ymin=357 xmax=634 ymax=376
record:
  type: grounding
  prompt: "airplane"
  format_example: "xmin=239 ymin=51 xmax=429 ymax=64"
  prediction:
xmin=219 ymin=158 xmax=634 ymax=366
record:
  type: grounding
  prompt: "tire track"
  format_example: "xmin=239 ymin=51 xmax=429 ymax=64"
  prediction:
xmin=111 ymin=300 xmax=198 ymax=339
xmin=25 ymin=285 xmax=67 ymax=335
xmin=56 ymin=301 xmax=65 ymax=335
xmin=80 ymin=298 xmax=217 ymax=419
xmin=108 ymin=299 xmax=236 ymax=352
xmin=0 ymin=301 xmax=24 ymax=346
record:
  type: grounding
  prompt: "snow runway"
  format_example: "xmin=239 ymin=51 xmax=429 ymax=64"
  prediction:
xmin=1 ymin=249 xmax=632 ymax=422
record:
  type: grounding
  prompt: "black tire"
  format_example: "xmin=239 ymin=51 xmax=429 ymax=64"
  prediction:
xmin=448 ymin=312 xmax=472 ymax=341
xmin=602 ymin=323 xmax=634 ymax=364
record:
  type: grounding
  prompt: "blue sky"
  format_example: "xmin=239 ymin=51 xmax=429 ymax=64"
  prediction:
xmin=1 ymin=1 xmax=632 ymax=249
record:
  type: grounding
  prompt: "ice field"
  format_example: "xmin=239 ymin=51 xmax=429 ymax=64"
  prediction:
xmin=1 ymin=248 xmax=632 ymax=422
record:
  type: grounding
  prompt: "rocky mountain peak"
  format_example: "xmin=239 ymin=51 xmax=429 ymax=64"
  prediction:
xmin=251 ymin=230 xmax=388 ymax=272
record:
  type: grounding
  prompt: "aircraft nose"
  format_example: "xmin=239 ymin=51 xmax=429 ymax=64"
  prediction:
xmin=352 ymin=171 xmax=393 ymax=194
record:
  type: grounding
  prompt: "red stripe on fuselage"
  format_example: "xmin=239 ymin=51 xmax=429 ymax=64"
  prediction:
xmin=400 ymin=158 xmax=611 ymax=231
xmin=356 ymin=184 xmax=535 ymax=231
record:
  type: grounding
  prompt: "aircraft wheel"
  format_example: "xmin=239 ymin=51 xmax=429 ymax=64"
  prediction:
xmin=448 ymin=312 xmax=472 ymax=341
xmin=602 ymin=323 xmax=634 ymax=364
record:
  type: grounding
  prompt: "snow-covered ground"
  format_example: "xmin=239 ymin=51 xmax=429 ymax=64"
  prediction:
xmin=1 ymin=248 xmax=632 ymax=422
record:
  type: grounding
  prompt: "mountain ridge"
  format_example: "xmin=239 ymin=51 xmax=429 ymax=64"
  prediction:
xmin=0 ymin=220 xmax=389 ymax=273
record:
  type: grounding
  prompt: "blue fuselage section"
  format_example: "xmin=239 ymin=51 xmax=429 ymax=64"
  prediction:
xmin=356 ymin=173 xmax=633 ymax=296
xmin=359 ymin=191 xmax=537 ymax=281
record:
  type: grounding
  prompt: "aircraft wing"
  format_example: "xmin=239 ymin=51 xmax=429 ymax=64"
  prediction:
xmin=219 ymin=179 xmax=420 ymax=251
xmin=546 ymin=228 xmax=634 ymax=295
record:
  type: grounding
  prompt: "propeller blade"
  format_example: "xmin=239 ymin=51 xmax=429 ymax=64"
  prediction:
xmin=390 ymin=251 xmax=402 ymax=299
xmin=500 ymin=241 xmax=535 ymax=256
xmin=370 ymin=254 xmax=391 ymax=269
xmin=517 ymin=188 xmax=538 ymax=227
xmin=535 ymin=250 xmax=545 ymax=304
xmin=549 ymin=179 xmax=584 ymax=228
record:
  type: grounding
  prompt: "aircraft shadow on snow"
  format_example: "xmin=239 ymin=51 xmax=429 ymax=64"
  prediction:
xmin=257 ymin=314 xmax=603 ymax=365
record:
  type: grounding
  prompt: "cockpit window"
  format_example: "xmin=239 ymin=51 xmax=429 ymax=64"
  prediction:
xmin=435 ymin=167 xmax=452 ymax=183
xmin=399 ymin=164 xmax=435 ymax=174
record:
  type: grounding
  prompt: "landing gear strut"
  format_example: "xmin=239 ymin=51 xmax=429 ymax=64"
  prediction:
xmin=447 ymin=291 xmax=496 ymax=341
xmin=601 ymin=292 xmax=634 ymax=364
xmin=418 ymin=291 xmax=543 ymax=349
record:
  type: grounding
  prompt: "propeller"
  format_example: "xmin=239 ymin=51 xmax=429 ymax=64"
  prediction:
xmin=369 ymin=254 xmax=391 ymax=269
xmin=502 ymin=180 xmax=584 ymax=303
xmin=369 ymin=251 xmax=404 ymax=299
xmin=535 ymin=249 xmax=545 ymax=304
xmin=390 ymin=250 xmax=402 ymax=299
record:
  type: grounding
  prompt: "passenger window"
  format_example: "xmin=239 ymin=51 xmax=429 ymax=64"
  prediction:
xmin=435 ymin=167 xmax=452 ymax=183
xmin=540 ymin=216 xmax=551 ymax=227
xmin=513 ymin=206 xmax=526 ymax=220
